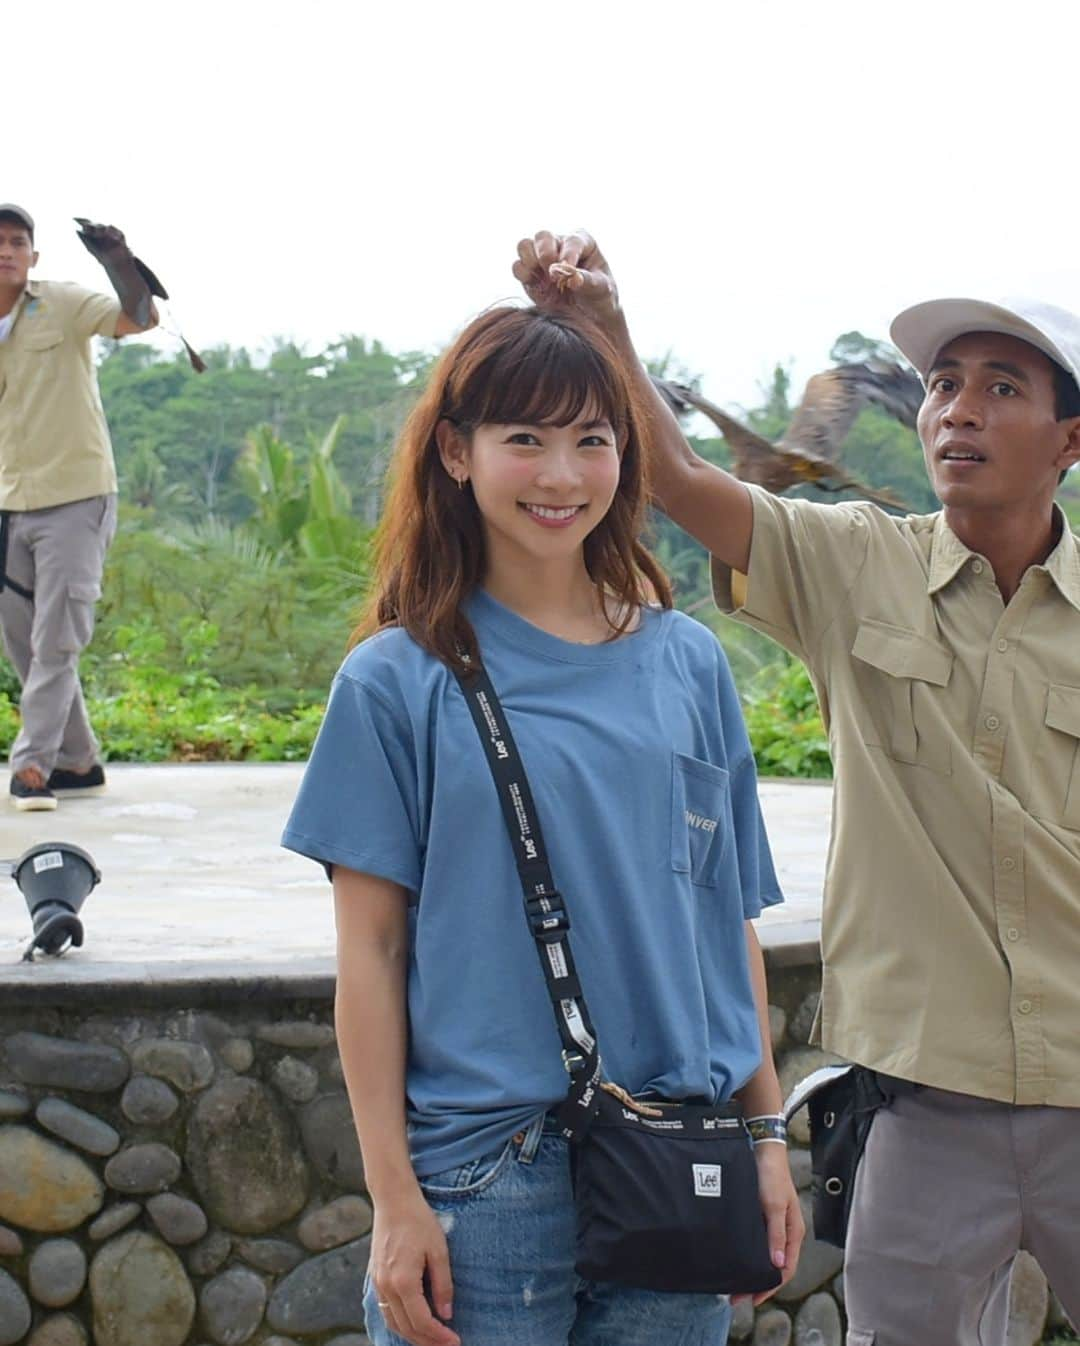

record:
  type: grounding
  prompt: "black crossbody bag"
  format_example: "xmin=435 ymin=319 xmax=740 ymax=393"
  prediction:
xmin=455 ymin=663 xmax=781 ymax=1296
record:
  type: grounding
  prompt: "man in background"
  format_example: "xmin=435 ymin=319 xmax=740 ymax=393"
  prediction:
xmin=0 ymin=204 xmax=157 ymax=811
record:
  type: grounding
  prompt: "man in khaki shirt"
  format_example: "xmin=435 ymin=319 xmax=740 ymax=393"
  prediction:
xmin=0 ymin=204 xmax=157 ymax=810
xmin=512 ymin=232 xmax=1080 ymax=1344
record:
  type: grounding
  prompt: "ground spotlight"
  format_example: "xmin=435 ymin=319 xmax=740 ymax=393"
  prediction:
xmin=3 ymin=842 xmax=101 ymax=961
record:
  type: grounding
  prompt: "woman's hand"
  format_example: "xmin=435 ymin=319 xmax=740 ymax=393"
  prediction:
xmin=512 ymin=230 xmax=623 ymax=331
xmin=368 ymin=1189 xmax=461 ymax=1346
xmin=737 ymin=1143 xmax=806 ymax=1308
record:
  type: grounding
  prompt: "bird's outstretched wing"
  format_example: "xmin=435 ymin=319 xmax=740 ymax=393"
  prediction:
xmin=780 ymin=360 xmax=924 ymax=461
xmin=651 ymin=375 xmax=906 ymax=509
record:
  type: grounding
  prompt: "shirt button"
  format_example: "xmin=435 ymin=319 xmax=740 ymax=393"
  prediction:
xmin=972 ymin=560 xmax=985 ymax=574
xmin=1018 ymin=999 xmax=1033 ymax=1014
xmin=985 ymin=715 xmax=1001 ymax=731
xmin=996 ymin=639 xmax=1009 ymax=653
xmin=1006 ymin=928 xmax=1021 ymax=941
xmin=1001 ymin=856 xmax=1016 ymax=871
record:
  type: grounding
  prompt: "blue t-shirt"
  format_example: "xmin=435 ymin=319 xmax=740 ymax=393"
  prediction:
xmin=282 ymin=591 xmax=783 ymax=1175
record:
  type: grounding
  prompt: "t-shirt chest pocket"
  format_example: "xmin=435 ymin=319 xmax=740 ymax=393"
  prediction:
xmin=671 ymin=752 xmax=730 ymax=887
xmin=1030 ymin=684 xmax=1080 ymax=831
xmin=851 ymin=619 xmax=954 ymax=775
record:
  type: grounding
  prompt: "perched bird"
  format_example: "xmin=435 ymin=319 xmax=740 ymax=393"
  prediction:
xmin=652 ymin=359 xmax=924 ymax=508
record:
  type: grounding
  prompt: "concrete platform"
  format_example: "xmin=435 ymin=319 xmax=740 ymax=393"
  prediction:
xmin=0 ymin=765 xmax=828 ymax=999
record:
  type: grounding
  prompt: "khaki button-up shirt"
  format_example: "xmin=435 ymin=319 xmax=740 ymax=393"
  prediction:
xmin=0 ymin=279 xmax=121 ymax=510
xmin=714 ymin=486 xmax=1080 ymax=1106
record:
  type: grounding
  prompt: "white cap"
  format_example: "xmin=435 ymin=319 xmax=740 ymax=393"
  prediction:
xmin=890 ymin=297 xmax=1080 ymax=391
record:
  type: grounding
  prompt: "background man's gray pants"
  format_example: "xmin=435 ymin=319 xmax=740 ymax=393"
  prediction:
xmin=844 ymin=1084 xmax=1080 ymax=1345
xmin=0 ymin=495 xmax=116 ymax=776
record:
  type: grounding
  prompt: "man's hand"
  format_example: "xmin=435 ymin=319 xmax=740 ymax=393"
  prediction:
xmin=369 ymin=1190 xmax=461 ymax=1346
xmin=513 ymin=230 xmax=622 ymax=331
xmin=734 ymin=1144 xmax=806 ymax=1309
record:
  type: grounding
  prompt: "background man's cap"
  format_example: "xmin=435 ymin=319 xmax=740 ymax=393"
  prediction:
xmin=0 ymin=203 xmax=34 ymax=239
xmin=890 ymin=297 xmax=1080 ymax=392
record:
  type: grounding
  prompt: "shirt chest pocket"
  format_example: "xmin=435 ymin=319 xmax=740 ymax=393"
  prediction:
xmin=671 ymin=752 xmax=730 ymax=888
xmin=18 ymin=327 xmax=65 ymax=372
xmin=851 ymin=620 xmax=954 ymax=775
xmin=1030 ymin=684 xmax=1080 ymax=831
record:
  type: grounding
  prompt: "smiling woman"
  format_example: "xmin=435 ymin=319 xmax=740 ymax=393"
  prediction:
xmin=357 ymin=305 xmax=670 ymax=663
xmin=281 ymin=298 xmax=800 ymax=1346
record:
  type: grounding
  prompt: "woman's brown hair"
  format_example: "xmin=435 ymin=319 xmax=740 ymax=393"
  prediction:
xmin=354 ymin=305 xmax=672 ymax=671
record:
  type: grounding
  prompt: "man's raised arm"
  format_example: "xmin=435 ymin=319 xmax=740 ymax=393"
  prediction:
xmin=512 ymin=230 xmax=753 ymax=573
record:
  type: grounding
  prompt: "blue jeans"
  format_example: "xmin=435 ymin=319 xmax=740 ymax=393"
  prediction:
xmin=364 ymin=1113 xmax=732 ymax=1346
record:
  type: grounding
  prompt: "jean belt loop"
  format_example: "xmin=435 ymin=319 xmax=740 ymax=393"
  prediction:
xmin=516 ymin=1112 xmax=546 ymax=1165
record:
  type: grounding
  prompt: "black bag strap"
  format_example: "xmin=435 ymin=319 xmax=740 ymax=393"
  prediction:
xmin=453 ymin=661 xmax=602 ymax=1141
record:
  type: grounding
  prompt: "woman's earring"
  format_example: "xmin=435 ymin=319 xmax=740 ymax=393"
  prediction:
xmin=457 ymin=476 xmax=466 ymax=491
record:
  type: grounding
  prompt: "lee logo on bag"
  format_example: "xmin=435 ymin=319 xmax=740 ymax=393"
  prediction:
xmin=693 ymin=1163 xmax=723 ymax=1197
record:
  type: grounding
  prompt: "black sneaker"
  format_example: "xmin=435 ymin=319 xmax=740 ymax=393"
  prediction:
xmin=46 ymin=764 xmax=107 ymax=797
xmin=10 ymin=773 xmax=58 ymax=812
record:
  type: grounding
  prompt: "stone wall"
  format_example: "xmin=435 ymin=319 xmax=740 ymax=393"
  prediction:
xmin=0 ymin=964 xmax=1070 ymax=1346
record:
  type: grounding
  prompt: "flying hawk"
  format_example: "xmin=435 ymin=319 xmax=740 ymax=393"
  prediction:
xmin=652 ymin=359 xmax=924 ymax=508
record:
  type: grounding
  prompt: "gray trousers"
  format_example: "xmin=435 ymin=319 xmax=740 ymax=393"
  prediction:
xmin=844 ymin=1084 xmax=1080 ymax=1345
xmin=0 ymin=494 xmax=116 ymax=776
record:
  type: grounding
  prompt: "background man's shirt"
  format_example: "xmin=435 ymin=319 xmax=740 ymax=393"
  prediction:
xmin=0 ymin=279 xmax=121 ymax=510
xmin=713 ymin=486 xmax=1080 ymax=1106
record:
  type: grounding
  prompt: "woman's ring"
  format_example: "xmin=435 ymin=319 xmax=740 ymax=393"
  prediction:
xmin=377 ymin=1301 xmax=391 ymax=1309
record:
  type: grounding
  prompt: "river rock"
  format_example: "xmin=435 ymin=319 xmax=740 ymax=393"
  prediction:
xmin=789 ymin=991 xmax=821 ymax=1046
xmin=0 ymin=1090 xmax=30 ymax=1120
xmin=730 ymin=1295 xmax=755 ymax=1339
xmin=130 ymin=1039 xmax=214 ymax=1093
xmin=271 ymin=1056 xmax=319 ymax=1104
xmin=187 ymin=1230 xmax=232 ymax=1277
xmin=262 ymin=1339 xmax=301 ymax=1346
xmin=147 ymin=1193 xmax=208 ymax=1245
xmin=200 ymin=1267 xmax=268 ymax=1345
xmin=121 ymin=1076 xmax=180 ymax=1125
xmin=36 ymin=1097 xmax=121 ymax=1156
xmin=29 ymin=1314 xmax=88 ymax=1346
xmin=187 ymin=1077 xmax=308 ymax=1234
xmin=236 ymin=1238 xmax=304 ymax=1275
xmin=0 ymin=1125 xmax=104 ymax=1231
xmin=5 ymin=1032 xmax=129 ymax=1093
xmin=105 ymin=1142 xmax=182 ymax=1194
xmin=0 ymin=1224 xmax=23 ymax=1256
xmin=0 ymin=1268 xmax=31 ymax=1345
xmin=1006 ymin=1250 xmax=1049 ymax=1346
xmin=754 ymin=1307 xmax=793 ymax=1346
xmin=89 ymin=1203 xmax=141 ymax=1241
xmin=90 ymin=1231 xmax=195 ymax=1346
xmin=775 ymin=1195 xmax=844 ymax=1301
xmin=795 ymin=1292 xmax=842 ymax=1346
xmin=298 ymin=1195 xmax=373 ymax=1251
xmin=266 ymin=1237 xmax=370 ymax=1334
xmin=257 ymin=1022 xmax=335 ymax=1050
xmin=299 ymin=1093 xmax=365 ymax=1190
xmin=219 ymin=1039 xmax=254 ymax=1073
xmin=326 ymin=1337 xmax=369 ymax=1346
xmin=28 ymin=1237 xmax=88 ymax=1307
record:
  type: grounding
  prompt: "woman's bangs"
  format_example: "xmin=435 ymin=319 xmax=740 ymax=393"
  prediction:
xmin=463 ymin=323 xmax=622 ymax=430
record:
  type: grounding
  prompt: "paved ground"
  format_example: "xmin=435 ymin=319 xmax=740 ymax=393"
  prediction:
xmin=0 ymin=765 xmax=829 ymax=990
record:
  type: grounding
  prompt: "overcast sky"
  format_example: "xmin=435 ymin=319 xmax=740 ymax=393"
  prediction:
xmin=9 ymin=0 xmax=1078 ymax=410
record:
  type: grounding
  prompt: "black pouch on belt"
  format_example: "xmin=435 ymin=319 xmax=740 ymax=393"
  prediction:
xmin=785 ymin=1063 xmax=897 ymax=1247
xmin=455 ymin=660 xmax=781 ymax=1297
